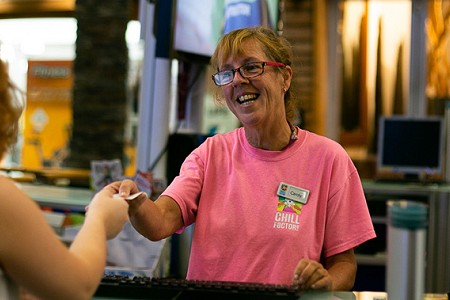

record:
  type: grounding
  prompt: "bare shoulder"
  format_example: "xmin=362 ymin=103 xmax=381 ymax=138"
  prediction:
xmin=0 ymin=177 xmax=45 ymax=236
xmin=0 ymin=176 xmax=25 ymax=207
xmin=0 ymin=175 xmax=18 ymax=189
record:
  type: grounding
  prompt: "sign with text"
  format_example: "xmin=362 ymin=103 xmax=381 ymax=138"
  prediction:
xmin=22 ymin=60 xmax=73 ymax=168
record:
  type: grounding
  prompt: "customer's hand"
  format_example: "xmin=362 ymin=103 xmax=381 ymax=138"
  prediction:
xmin=107 ymin=179 xmax=148 ymax=217
xmin=87 ymin=184 xmax=130 ymax=239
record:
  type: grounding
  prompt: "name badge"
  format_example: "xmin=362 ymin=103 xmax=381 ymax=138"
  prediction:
xmin=277 ymin=182 xmax=310 ymax=204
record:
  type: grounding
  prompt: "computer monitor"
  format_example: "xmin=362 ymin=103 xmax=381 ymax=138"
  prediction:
xmin=377 ymin=115 xmax=446 ymax=182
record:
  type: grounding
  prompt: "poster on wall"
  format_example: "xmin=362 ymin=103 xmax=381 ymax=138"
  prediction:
xmin=223 ymin=0 xmax=273 ymax=34
xmin=173 ymin=0 xmax=279 ymax=58
xmin=22 ymin=60 xmax=73 ymax=169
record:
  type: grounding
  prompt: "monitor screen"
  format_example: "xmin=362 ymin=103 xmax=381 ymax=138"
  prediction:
xmin=377 ymin=116 xmax=445 ymax=180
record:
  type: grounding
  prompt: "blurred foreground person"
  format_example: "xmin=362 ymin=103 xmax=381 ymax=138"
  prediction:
xmin=0 ymin=58 xmax=130 ymax=300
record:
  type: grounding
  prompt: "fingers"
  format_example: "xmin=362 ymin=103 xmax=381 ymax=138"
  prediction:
xmin=86 ymin=188 xmax=130 ymax=239
xmin=89 ymin=179 xmax=145 ymax=221
xmin=293 ymin=259 xmax=331 ymax=291
xmin=102 ymin=179 xmax=139 ymax=197
xmin=117 ymin=179 xmax=140 ymax=197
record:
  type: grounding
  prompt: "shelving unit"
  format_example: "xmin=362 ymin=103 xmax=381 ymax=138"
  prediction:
xmin=356 ymin=180 xmax=450 ymax=294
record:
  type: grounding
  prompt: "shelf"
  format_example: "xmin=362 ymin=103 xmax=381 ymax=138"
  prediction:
xmin=371 ymin=216 xmax=387 ymax=224
xmin=356 ymin=253 xmax=386 ymax=266
xmin=19 ymin=183 xmax=93 ymax=211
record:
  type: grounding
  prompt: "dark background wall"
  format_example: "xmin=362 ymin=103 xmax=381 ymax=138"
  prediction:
xmin=283 ymin=0 xmax=314 ymax=130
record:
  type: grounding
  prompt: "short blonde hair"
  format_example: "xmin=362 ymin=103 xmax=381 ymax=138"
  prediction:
xmin=210 ymin=26 xmax=298 ymax=123
xmin=0 ymin=60 xmax=24 ymax=157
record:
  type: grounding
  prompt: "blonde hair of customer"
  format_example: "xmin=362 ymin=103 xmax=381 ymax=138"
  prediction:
xmin=0 ymin=60 xmax=23 ymax=157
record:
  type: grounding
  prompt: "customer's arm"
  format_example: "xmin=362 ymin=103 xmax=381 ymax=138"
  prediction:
xmin=0 ymin=178 xmax=129 ymax=300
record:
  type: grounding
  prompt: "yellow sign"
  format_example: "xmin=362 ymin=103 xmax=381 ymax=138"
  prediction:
xmin=22 ymin=60 xmax=73 ymax=168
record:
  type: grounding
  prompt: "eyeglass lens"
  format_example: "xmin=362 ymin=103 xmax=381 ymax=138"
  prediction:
xmin=212 ymin=62 xmax=284 ymax=86
xmin=213 ymin=62 xmax=264 ymax=86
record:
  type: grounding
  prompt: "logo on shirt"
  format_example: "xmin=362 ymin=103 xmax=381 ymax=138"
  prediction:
xmin=277 ymin=198 xmax=302 ymax=214
xmin=273 ymin=197 xmax=302 ymax=231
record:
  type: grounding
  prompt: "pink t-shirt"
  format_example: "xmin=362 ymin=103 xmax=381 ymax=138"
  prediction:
xmin=163 ymin=127 xmax=375 ymax=285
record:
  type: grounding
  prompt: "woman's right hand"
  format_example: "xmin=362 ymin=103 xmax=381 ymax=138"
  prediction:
xmin=107 ymin=179 xmax=149 ymax=218
xmin=105 ymin=180 xmax=182 ymax=241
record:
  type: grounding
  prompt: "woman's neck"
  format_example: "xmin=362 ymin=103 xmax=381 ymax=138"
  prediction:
xmin=244 ymin=121 xmax=297 ymax=150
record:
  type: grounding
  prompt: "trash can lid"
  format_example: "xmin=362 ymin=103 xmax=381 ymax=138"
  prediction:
xmin=387 ymin=200 xmax=428 ymax=229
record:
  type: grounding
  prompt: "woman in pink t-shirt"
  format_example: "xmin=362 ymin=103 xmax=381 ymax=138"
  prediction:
xmin=114 ymin=26 xmax=376 ymax=291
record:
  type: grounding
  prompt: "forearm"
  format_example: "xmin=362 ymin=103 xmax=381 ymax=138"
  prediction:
xmin=29 ymin=218 xmax=109 ymax=300
xmin=325 ymin=252 xmax=357 ymax=291
xmin=67 ymin=217 xmax=109 ymax=297
xmin=129 ymin=200 xmax=165 ymax=240
xmin=129 ymin=196 xmax=183 ymax=241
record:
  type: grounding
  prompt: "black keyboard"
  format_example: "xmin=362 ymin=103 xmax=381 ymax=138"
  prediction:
xmin=94 ymin=275 xmax=301 ymax=300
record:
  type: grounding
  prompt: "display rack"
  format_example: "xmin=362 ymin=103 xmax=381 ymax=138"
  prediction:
xmin=359 ymin=180 xmax=450 ymax=293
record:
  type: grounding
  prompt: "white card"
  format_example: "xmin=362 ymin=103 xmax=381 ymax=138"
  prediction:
xmin=113 ymin=191 xmax=146 ymax=201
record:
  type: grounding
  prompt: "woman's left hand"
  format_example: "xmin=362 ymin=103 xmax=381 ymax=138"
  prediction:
xmin=292 ymin=258 xmax=332 ymax=291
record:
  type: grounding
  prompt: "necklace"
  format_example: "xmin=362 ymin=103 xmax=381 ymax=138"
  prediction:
xmin=245 ymin=121 xmax=297 ymax=150
xmin=288 ymin=121 xmax=298 ymax=140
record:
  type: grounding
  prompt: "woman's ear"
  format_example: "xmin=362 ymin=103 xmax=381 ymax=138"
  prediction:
xmin=283 ymin=65 xmax=293 ymax=91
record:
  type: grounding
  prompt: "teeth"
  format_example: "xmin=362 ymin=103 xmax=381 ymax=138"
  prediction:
xmin=238 ymin=94 xmax=257 ymax=102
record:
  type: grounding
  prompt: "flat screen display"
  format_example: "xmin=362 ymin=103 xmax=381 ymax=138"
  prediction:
xmin=377 ymin=116 xmax=445 ymax=180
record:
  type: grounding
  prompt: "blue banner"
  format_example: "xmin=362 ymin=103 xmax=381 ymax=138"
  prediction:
xmin=223 ymin=0 xmax=270 ymax=34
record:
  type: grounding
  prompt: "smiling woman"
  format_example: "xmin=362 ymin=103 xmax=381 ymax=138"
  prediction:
xmin=108 ymin=26 xmax=376 ymax=292
xmin=210 ymin=28 xmax=295 ymax=150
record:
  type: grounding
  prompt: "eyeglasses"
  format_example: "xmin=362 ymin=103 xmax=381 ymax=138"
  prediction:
xmin=212 ymin=61 xmax=286 ymax=86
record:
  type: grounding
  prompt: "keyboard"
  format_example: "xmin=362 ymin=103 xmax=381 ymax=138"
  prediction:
xmin=95 ymin=275 xmax=301 ymax=300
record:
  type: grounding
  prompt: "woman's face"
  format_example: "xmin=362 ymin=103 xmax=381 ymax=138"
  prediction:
xmin=219 ymin=39 xmax=292 ymax=128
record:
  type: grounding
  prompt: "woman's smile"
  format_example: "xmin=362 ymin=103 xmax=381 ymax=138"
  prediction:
xmin=237 ymin=93 xmax=259 ymax=105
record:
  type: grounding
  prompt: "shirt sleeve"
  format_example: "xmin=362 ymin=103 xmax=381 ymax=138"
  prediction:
xmin=162 ymin=151 xmax=205 ymax=228
xmin=322 ymin=160 xmax=376 ymax=258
